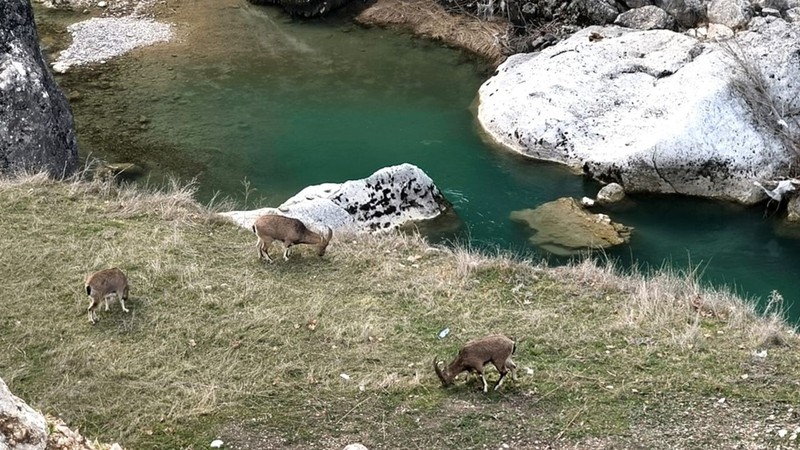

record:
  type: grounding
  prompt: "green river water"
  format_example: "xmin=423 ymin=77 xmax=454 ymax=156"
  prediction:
xmin=35 ymin=2 xmax=800 ymax=321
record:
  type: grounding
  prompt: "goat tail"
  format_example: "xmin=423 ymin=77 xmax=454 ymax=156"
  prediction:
xmin=252 ymin=224 xmax=257 ymax=234
xmin=85 ymin=285 xmax=92 ymax=296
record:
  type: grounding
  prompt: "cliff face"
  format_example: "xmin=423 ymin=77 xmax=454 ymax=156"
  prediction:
xmin=0 ymin=0 xmax=79 ymax=177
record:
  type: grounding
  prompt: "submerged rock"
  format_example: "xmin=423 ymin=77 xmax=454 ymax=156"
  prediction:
xmin=221 ymin=163 xmax=452 ymax=234
xmin=1 ymin=0 xmax=79 ymax=177
xmin=510 ymin=197 xmax=632 ymax=255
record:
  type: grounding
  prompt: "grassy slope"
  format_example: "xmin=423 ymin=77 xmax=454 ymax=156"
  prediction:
xmin=0 ymin=174 xmax=798 ymax=450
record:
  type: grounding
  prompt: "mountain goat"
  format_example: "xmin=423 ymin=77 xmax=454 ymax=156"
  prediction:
xmin=433 ymin=334 xmax=517 ymax=392
xmin=252 ymin=214 xmax=333 ymax=262
xmin=84 ymin=268 xmax=130 ymax=324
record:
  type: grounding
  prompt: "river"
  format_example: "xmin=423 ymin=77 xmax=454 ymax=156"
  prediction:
xmin=34 ymin=1 xmax=800 ymax=321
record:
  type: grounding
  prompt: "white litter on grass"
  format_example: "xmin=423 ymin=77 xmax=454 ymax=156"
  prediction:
xmin=210 ymin=439 xmax=224 ymax=448
xmin=340 ymin=373 xmax=350 ymax=381
xmin=52 ymin=17 xmax=173 ymax=73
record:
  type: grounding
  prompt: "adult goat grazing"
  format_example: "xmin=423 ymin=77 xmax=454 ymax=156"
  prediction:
xmin=433 ymin=334 xmax=517 ymax=392
xmin=252 ymin=214 xmax=333 ymax=262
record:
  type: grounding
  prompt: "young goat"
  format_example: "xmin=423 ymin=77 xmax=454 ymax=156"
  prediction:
xmin=252 ymin=214 xmax=333 ymax=262
xmin=433 ymin=334 xmax=517 ymax=393
xmin=84 ymin=267 xmax=130 ymax=324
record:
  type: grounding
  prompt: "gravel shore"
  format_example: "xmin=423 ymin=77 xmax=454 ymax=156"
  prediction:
xmin=51 ymin=16 xmax=172 ymax=73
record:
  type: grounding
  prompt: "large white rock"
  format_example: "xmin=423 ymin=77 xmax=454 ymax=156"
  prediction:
xmin=0 ymin=377 xmax=47 ymax=450
xmin=221 ymin=164 xmax=450 ymax=234
xmin=477 ymin=20 xmax=800 ymax=204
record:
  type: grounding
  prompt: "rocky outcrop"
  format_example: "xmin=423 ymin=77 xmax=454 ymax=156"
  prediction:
xmin=477 ymin=19 xmax=800 ymax=204
xmin=247 ymin=0 xmax=353 ymax=17
xmin=510 ymin=197 xmax=632 ymax=255
xmin=0 ymin=377 xmax=47 ymax=450
xmin=221 ymin=164 xmax=452 ymax=234
xmin=1 ymin=0 xmax=78 ymax=177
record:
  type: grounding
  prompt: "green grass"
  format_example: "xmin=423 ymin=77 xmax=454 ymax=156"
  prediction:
xmin=0 ymin=173 xmax=799 ymax=449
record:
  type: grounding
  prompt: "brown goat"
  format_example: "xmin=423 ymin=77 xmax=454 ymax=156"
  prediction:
xmin=84 ymin=267 xmax=130 ymax=324
xmin=434 ymin=334 xmax=517 ymax=392
xmin=252 ymin=214 xmax=333 ymax=262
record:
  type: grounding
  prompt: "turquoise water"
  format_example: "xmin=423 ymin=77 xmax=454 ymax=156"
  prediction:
xmin=39 ymin=3 xmax=800 ymax=320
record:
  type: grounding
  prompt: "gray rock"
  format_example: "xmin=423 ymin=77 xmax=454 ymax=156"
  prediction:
xmin=0 ymin=377 xmax=47 ymax=450
xmin=1 ymin=0 xmax=78 ymax=177
xmin=624 ymin=0 xmax=655 ymax=7
xmin=652 ymin=0 xmax=708 ymax=28
xmin=575 ymin=0 xmax=622 ymax=24
xmin=786 ymin=6 xmax=800 ymax=21
xmin=615 ymin=5 xmax=677 ymax=29
xmin=597 ymin=183 xmax=626 ymax=204
xmin=221 ymin=164 xmax=451 ymax=234
xmin=510 ymin=197 xmax=632 ymax=255
xmin=707 ymin=0 xmax=752 ymax=29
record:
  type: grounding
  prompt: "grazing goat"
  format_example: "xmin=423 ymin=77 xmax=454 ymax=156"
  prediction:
xmin=84 ymin=268 xmax=130 ymax=324
xmin=252 ymin=214 xmax=333 ymax=262
xmin=434 ymin=334 xmax=517 ymax=393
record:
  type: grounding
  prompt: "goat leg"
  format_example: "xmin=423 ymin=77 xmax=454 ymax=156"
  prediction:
xmin=493 ymin=372 xmax=507 ymax=391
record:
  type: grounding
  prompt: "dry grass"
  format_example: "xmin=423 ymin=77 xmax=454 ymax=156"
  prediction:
xmin=0 ymin=174 xmax=798 ymax=449
xmin=723 ymin=41 xmax=800 ymax=162
xmin=356 ymin=0 xmax=510 ymax=68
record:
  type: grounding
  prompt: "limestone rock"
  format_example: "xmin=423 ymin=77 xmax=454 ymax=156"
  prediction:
xmin=510 ymin=197 xmax=632 ymax=255
xmin=624 ymin=0 xmax=655 ymax=7
xmin=615 ymin=5 xmax=677 ymax=29
xmin=477 ymin=21 xmax=800 ymax=204
xmin=0 ymin=377 xmax=47 ymax=450
xmin=707 ymin=22 xmax=735 ymax=40
xmin=574 ymin=0 xmax=621 ymax=24
xmin=708 ymin=0 xmax=752 ymax=29
xmin=597 ymin=183 xmax=626 ymax=204
xmin=1 ymin=0 xmax=79 ymax=177
xmin=652 ymin=0 xmax=707 ymax=28
xmin=220 ymin=164 xmax=451 ymax=234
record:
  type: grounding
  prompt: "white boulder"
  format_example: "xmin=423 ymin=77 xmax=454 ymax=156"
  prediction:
xmin=597 ymin=183 xmax=626 ymax=204
xmin=477 ymin=20 xmax=800 ymax=204
xmin=0 ymin=377 xmax=47 ymax=450
xmin=221 ymin=164 xmax=450 ymax=234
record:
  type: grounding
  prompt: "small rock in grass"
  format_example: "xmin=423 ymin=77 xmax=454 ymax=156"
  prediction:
xmin=210 ymin=439 xmax=224 ymax=448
